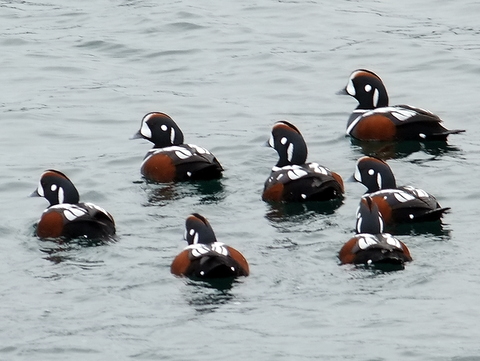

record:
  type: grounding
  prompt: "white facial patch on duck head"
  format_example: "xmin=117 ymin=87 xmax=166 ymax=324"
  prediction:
xmin=346 ymin=78 xmax=356 ymax=96
xmin=354 ymin=165 xmax=362 ymax=182
xmin=287 ymin=143 xmax=294 ymax=162
xmin=373 ymin=88 xmax=379 ymax=107
xmin=376 ymin=173 xmax=382 ymax=189
xmin=37 ymin=181 xmax=45 ymax=197
xmin=58 ymin=187 xmax=64 ymax=204
xmin=268 ymin=134 xmax=274 ymax=148
xmin=356 ymin=217 xmax=362 ymax=232
xmin=140 ymin=119 xmax=152 ymax=139
xmin=188 ymin=228 xmax=199 ymax=244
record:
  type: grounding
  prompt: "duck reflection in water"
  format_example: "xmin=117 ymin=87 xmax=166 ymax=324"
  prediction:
xmin=38 ymin=237 xmax=109 ymax=266
xmin=144 ymin=179 xmax=225 ymax=206
xmin=265 ymin=198 xmax=343 ymax=224
xmin=350 ymin=138 xmax=462 ymax=160
xmin=182 ymin=278 xmax=240 ymax=314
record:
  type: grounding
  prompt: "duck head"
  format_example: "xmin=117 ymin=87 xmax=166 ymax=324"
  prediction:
xmin=31 ymin=170 xmax=80 ymax=206
xmin=184 ymin=213 xmax=217 ymax=245
xmin=267 ymin=120 xmax=308 ymax=167
xmin=340 ymin=69 xmax=389 ymax=109
xmin=132 ymin=112 xmax=184 ymax=148
xmin=354 ymin=156 xmax=396 ymax=193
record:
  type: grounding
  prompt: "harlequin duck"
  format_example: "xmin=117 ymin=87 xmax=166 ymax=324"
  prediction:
xmin=31 ymin=170 xmax=116 ymax=240
xmin=171 ymin=213 xmax=249 ymax=279
xmin=339 ymin=196 xmax=412 ymax=268
xmin=353 ymin=156 xmax=449 ymax=224
xmin=339 ymin=69 xmax=465 ymax=141
xmin=131 ymin=112 xmax=223 ymax=182
xmin=263 ymin=120 xmax=344 ymax=202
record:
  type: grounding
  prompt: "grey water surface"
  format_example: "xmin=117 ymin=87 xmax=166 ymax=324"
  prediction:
xmin=1 ymin=0 xmax=480 ymax=360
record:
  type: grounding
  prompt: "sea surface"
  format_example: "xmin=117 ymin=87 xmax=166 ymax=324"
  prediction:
xmin=1 ymin=0 xmax=480 ymax=360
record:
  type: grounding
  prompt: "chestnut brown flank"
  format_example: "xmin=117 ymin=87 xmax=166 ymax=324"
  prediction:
xmin=226 ymin=246 xmax=250 ymax=275
xmin=399 ymin=241 xmax=412 ymax=260
xmin=338 ymin=238 xmax=358 ymax=264
xmin=352 ymin=114 xmax=396 ymax=141
xmin=332 ymin=172 xmax=344 ymax=192
xmin=37 ymin=210 xmax=64 ymax=238
xmin=371 ymin=195 xmax=393 ymax=223
xmin=262 ymin=182 xmax=284 ymax=201
xmin=141 ymin=154 xmax=176 ymax=182
xmin=170 ymin=250 xmax=191 ymax=276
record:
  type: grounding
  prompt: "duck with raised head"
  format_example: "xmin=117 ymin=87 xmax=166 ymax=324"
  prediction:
xmin=31 ymin=170 xmax=115 ymax=240
xmin=339 ymin=69 xmax=464 ymax=141
xmin=263 ymin=120 xmax=344 ymax=202
xmin=339 ymin=196 xmax=412 ymax=268
xmin=171 ymin=213 xmax=249 ymax=279
xmin=132 ymin=112 xmax=223 ymax=182
xmin=353 ymin=156 xmax=449 ymax=224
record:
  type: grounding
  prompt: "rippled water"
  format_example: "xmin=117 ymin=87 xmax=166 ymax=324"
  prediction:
xmin=2 ymin=0 xmax=480 ymax=360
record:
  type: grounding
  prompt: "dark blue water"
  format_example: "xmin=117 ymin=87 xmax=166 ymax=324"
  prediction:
xmin=2 ymin=0 xmax=480 ymax=360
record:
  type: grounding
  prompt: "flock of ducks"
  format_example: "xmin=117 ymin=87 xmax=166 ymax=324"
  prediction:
xmin=31 ymin=69 xmax=464 ymax=277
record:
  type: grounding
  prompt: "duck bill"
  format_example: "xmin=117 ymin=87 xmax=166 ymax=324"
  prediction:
xmin=129 ymin=131 xmax=143 ymax=140
xmin=29 ymin=189 xmax=40 ymax=197
xmin=345 ymin=174 xmax=357 ymax=182
xmin=336 ymin=88 xmax=349 ymax=96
